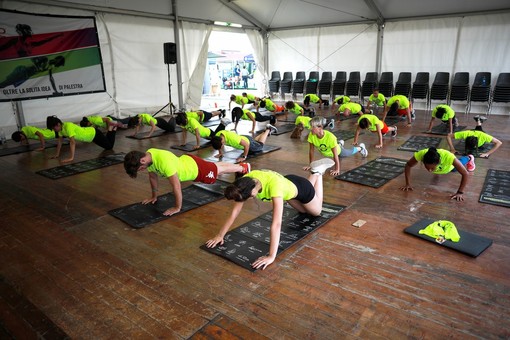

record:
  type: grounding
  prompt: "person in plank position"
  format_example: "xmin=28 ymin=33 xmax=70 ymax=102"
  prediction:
xmin=353 ymin=114 xmax=397 ymax=149
xmin=231 ymin=107 xmax=276 ymax=134
xmin=426 ymin=104 xmax=458 ymax=135
xmin=11 ymin=125 xmax=57 ymax=151
xmin=175 ymin=112 xmax=230 ymax=149
xmin=123 ymin=148 xmax=251 ymax=216
xmin=128 ymin=113 xmax=176 ymax=138
xmin=446 ymin=117 xmax=502 ymax=158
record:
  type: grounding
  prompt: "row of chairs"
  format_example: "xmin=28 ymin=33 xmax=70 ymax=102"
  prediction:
xmin=268 ymin=71 xmax=510 ymax=113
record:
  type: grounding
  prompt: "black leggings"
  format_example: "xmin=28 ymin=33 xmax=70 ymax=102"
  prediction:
xmin=92 ymin=128 xmax=116 ymax=150
xmin=285 ymin=174 xmax=315 ymax=204
xmin=156 ymin=117 xmax=176 ymax=132
xmin=209 ymin=123 xmax=226 ymax=137
xmin=233 ymin=110 xmax=272 ymax=123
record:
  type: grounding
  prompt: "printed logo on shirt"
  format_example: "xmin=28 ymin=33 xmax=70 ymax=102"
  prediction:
xmin=206 ymin=171 xmax=215 ymax=179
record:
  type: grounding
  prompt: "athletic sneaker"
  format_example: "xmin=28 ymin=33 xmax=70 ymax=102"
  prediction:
xmin=391 ymin=126 xmax=398 ymax=138
xmin=479 ymin=116 xmax=487 ymax=123
xmin=239 ymin=162 xmax=251 ymax=174
xmin=369 ymin=109 xmax=374 ymax=114
xmin=269 ymin=115 xmax=277 ymax=125
xmin=266 ymin=123 xmax=278 ymax=135
xmin=338 ymin=139 xmax=345 ymax=148
xmin=310 ymin=158 xmax=335 ymax=175
xmin=220 ymin=117 xmax=232 ymax=126
xmin=326 ymin=119 xmax=335 ymax=130
xmin=466 ymin=155 xmax=476 ymax=172
xmin=411 ymin=109 xmax=416 ymax=120
xmin=220 ymin=109 xmax=226 ymax=118
xmin=359 ymin=143 xmax=368 ymax=158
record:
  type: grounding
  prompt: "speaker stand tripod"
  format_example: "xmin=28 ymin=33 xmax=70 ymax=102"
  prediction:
xmin=153 ymin=63 xmax=176 ymax=118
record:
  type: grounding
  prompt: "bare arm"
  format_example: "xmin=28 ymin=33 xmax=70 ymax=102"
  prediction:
xmin=446 ymin=133 xmax=457 ymax=154
xmin=252 ymin=197 xmax=284 ymax=270
xmin=205 ymin=201 xmax=245 ymax=248
xmin=426 ymin=117 xmax=435 ymax=132
xmin=194 ymin=128 xmax=201 ymax=149
xmin=353 ymin=126 xmax=361 ymax=145
xmin=450 ymin=158 xmax=469 ymax=201
xmin=448 ymin=118 xmax=453 ymax=135
xmin=400 ymin=156 xmax=418 ymax=191
xmin=61 ymin=137 xmax=76 ymax=163
xmin=35 ymin=131 xmax=45 ymax=151
xmin=181 ymin=129 xmax=187 ymax=146
xmin=481 ymin=137 xmax=502 ymax=158
xmin=235 ymin=138 xmax=250 ymax=163
xmin=304 ymin=143 xmax=315 ymax=170
xmin=51 ymin=136 xmax=63 ymax=158
xmin=330 ymin=145 xmax=341 ymax=176
xmin=375 ymin=124 xmax=383 ymax=149
xmin=246 ymin=111 xmax=256 ymax=133
xmin=163 ymin=174 xmax=182 ymax=216
xmin=142 ymin=172 xmax=159 ymax=204
xmin=147 ymin=120 xmax=156 ymax=137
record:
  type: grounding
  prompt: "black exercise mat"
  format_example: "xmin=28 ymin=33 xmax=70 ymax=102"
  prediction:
xmin=426 ymin=124 xmax=467 ymax=135
xmin=171 ymin=139 xmax=212 ymax=152
xmin=397 ymin=135 xmax=442 ymax=152
xmin=479 ymin=169 xmax=510 ymax=208
xmin=335 ymin=156 xmax=407 ymax=188
xmin=109 ymin=180 xmax=230 ymax=229
xmin=201 ymin=202 xmax=345 ymax=271
xmin=384 ymin=116 xmax=402 ymax=126
xmin=0 ymin=140 xmax=67 ymax=157
xmin=256 ymin=124 xmax=295 ymax=136
xmin=404 ymin=218 xmax=493 ymax=257
xmin=454 ymin=140 xmax=495 ymax=158
xmin=126 ymin=127 xmax=182 ymax=139
xmin=36 ymin=153 xmax=125 ymax=179
xmin=333 ymin=129 xmax=356 ymax=141
xmin=206 ymin=144 xmax=281 ymax=163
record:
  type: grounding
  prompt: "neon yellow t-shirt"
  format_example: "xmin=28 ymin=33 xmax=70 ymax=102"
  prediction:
xmin=186 ymin=111 xmax=203 ymax=122
xmin=61 ymin=122 xmax=95 ymax=142
xmin=369 ymin=93 xmax=386 ymax=106
xmin=339 ymin=102 xmax=362 ymax=114
xmin=138 ymin=113 xmax=157 ymax=126
xmin=216 ymin=130 xmax=249 ymax=150
xmin=244 ymin=93 xmax=256 ymax=101
xmin=289 ymin=103 xmax=304 ymax=115
xmin=432 ymin=105 xmax=455 ymax=121
xmin=234 ymin=95 xmax=248 ymax=105
xmin=304 ymin=94 xmax=320 ymax=103
xmin=146 ymin=148 xmax=198 ymax=181
xmin=414 ymin=148 xmax=456 ymax=174
xmin=87 ymin=116 xmax=112 ymax=128
xmin=358 ymin=114 xmax=383 ymax=132
xmin=334 ymin=96 xmax=350 ymax=105
xmin=239 ymin=109 xmax=254 ymax=121
xmin=307 ymin=130 xmax=340 ymax=157
xmin=21 ymin=126 xmax=55 ymax=140
xmin=295 ymin=116 xmax=312 ymax=129
xmin=263 ymin=99 xmax=276 ymax=111
xmin=387 ymin=95 xmax=410 ymax=109
xmin=183 ymin=117 xmax=211 ymax=138
xmin=244 ymin=170 xmax=297 ymax=202
xmin=454 ymin=130 xmax=493 ymax=147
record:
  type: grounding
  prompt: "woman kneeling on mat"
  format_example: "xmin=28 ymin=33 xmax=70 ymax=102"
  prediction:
xmin=205 ymin=158 xmax=334 ymax=270
xmin=400 ymin=147 xmax=475 ymax=201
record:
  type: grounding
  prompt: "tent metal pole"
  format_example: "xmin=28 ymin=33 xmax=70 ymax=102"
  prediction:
xmin=172 ymin=0 xmax=183 ymax=111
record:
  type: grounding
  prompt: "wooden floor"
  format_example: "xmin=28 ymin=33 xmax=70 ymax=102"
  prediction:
xmin=0 ymin=106 xmax=509 ymax=339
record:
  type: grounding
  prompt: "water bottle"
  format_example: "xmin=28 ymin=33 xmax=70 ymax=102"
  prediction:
xmin=481 ymin=76 xmax=487 ymax=86
xmin=0 ymin=128 xmax=6 ymax=144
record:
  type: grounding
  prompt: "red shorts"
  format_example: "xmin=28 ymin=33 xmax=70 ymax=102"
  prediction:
xmin=380 ymin=122 xmax=389 ymax=134
xmin=397 ymin=102 xmax=412 ymax=116
xmin=274 ymin=104 xmax=285 ymax=112
xmin=187 ymin=154 xmax=218 ymax=184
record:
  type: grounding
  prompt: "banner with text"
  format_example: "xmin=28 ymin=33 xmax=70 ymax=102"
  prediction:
xmin=0 ymin=9 xmax=106 ymax=102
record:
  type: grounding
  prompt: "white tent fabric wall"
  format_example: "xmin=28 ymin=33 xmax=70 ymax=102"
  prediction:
xmin=245 ymin=29 xmax=268 ymax=96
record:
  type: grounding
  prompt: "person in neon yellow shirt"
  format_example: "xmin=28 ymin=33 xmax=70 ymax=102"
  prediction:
xmin=338 ymin=102 xmax=371 ymax=117
xmin=258 ymin=98 xmax=285 ymax=113
xmin=11 ymin=126 xmax=57 ymax=151
xmin=210 ymin=124 xmax=277 ymax=163
xmin=231 ymin=107 xmax=276 ymax=134
xmin=229 ymin=94 xmax=248 ymax=111
xmin=205 ymin=160 xmax=332 ymax=270
xmin=382 ymin=94 xmax=414 ymax=126
xmin=366 ymin=88 xmax=387 ymax=115
xmin=303 ymin=93 xmax=323 ymax=109
xmin=306 ymin=116 xmax=367 ymax=176
xmin=400 ymin=147 xmax=475 ymax=201
xmin=331 ymin=95 xmax=350 ymax=109
xmin=426 ymin=104 xmax=458 ymax=135
xmin=175 ymin=112 xmax=230 ymax=149
xmin=80 ymin=115 xmax=123 ymax=129
xmin=127 ymin=113 xmax=176 ymax=138
xmin=446 ymin=128 xmax=502 ymax=159
xmin=184 ymin=109 xmax=225 ymax=123
xmin=353 ymin=114 xmax=397 ymax=149
xmin=123 ymin=148 xmax=250 ymax=217
xmin=285 ymin=101 xmax=305 ymax=116
xmin=46 ymin=115 xmax=117 ymax=163
xmin=290 ymin=115 xmax=312 ymax=139
xmin=242 ymin=92 xmax=261 ymax=111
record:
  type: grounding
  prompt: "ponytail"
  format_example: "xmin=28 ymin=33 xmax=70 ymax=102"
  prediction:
xmin=224 ymin=177 xmax=256 ymax=202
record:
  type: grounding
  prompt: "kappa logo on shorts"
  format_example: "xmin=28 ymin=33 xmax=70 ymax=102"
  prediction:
xmin=206 ymin=171 xmax=215 ymax=179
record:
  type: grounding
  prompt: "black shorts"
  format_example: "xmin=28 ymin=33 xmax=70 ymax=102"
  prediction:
xmin=285 ymin=174 xmax=315 ymax=204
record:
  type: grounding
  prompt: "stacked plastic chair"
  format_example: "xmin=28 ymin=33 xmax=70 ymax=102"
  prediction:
xmin=332 ymin=71 xmax=347 ymax=97
xmin=449 ymin=72 xmax=470 ymax=114
xmin=268 ymin=71 xmax=281 ymax=94
xmin=394 ymin=72 xmax=412 ymax=97
xmin=469 ymin=72 xmax=491 ymax=114
xmin=361 ymin=72 xmax=378 ymax=103
xmin=378 ymin=72 xmax=393 ymax=98
xmin=280 ymin=72 xmax=293 ymax=96
xmin=305 ymin=71 xmax=319 ymax=95
xmin=318 ymin=71 xmax=332 ymax=99
xmin=429 ymin=72 xmax=450 ymax=105
xmin=292 ymin=71 xmax=306 ymax=97
xmin=490 ymin=73 xmax=510 ymax=113
xmin=345 ymin=71 xmax=361 ymax=99
xmin=411 ymin=72 xmax=430 ymax=110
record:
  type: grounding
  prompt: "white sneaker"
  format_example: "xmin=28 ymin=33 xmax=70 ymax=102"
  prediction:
xmin=338 ymin=139 xmax=345 ymax=147
xmin=326 ymin=119 xmax=335 ymax=130
xmin=266 ymin=123 xmax=278 ymax=135
xmin=310 ymin=158 xmax=335 ymax=175
xmin=391 ymin=126 xmax=398 ymax=138
xmin=411 ymin=109 xmax=416 ymax=120
xmin=221 ymin=117 xmax=232 ymax=126
xmin=359 ymin=143 xmax=368 ymax=157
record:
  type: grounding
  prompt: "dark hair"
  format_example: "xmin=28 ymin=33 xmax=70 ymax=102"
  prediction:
xmin=389 ymin=102 xmax=398 ymax=114
xmin=242 ymin=92 xmax=247 ymax=96
xmin=224 ymin=177 xmax=257 ymax=202
xmin=80 ymin=117 xmax=90 ymax=127
xmin=465 ymin=136 xmax=478 ymax=151
xmin=211 ymin=136 xmax=223 ymax=150
xmin=259 ymin=100 xmax=266 ymax=108
xmin=231 ymin=107 xmax=243 ymax=123
xmin=303 ymin=96 xmax=310 ymax=106
xmin=230 ymin=94 xmax=236 ymax=101
xmin=127 ymin=116 xmax=140 ymax=128
xmin=123 ymin=151 xmax=145 ymax=178
xmin=423 ymin=147 xmax=440 ymax=165
xmin=373 ymin=87 xmax=379 ymax=92
xmin=435 ymin=107 xmax=446 ymax=119
xmin=11 ymin=131 xmax=23 ymax=142
xmin=359 ymin=118 xmax=369 ymax=129
xmin=285 ymin=101 xmax=295 ymax=110
xmin=46 ymin=115 xmax=62 ymax=130
xmin=175 ymin=112 xmax=187 ymax=126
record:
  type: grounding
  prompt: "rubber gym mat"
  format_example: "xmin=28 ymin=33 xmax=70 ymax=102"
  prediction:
xmin=333 ymin=129 xmax=357 ymax=141
xmin=384 ymin=116 xmax=402 ymax=126
xmin=36 ymin=153 xmax=125 ymax=179
xmin=171 ymin=139 xmax=212 ymax=152
xmin=200 ymin=202 xmax=346 ymax=271
xmin=397 ymin=135 xmax=442 ymax=152
xmin=453 ymin=140 xmax=495 ymax=158
xmin=109 ymin=180 xmax=230 ymax=229
xmin=206 ymin=144 xmax=281 ymax=163
xmin=335 ymin=156 xmax=407 ymax=188
xmin=0 ymin=140 xmax=67 ymax=157
xmin=404 ymin=218 xmax=493 ymax=257
xmin=479 ymin=169 xmax=510 ymax=208
xmin=256 ymin=123 xmax=295 ymax=136
xmin=427 ymin=124 xmax=467 ymax=135
xmin=126 ymin=127 xmax=182 ymax=139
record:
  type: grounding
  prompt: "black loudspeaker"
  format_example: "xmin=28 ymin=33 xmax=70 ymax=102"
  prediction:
xmin=163 ymin=42 xmax=177 ymax=64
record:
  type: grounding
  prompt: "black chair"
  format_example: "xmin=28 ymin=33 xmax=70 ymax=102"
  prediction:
xmin=429 ymin=72 xmax=450 ymax=103
xmin=292 ymin=71 xmax=306 ymax=97
xmin=280 ymin=72 xmax=293 ymax=95
xmin=345 ymin=71 xmax=360 ymax=99
xmin=332 ymin=71 xmax=347 ymax=97
xmin=268 ymin=71 xmax=281 ymax=94
xmin=394 ymin=72 xmax=412 ymax=97
xmin=378 ymin=72 xmax=393 ymax=98
xmin=469 ymin=72 xmax=491 ymax=114
xmin=361 ymin=72 xmax=378 ymax=102
xmin=318 ymin=71 xmax=332 ymax=98
xmin=491 ymin=73 xmax=510 ymax=103
xmin=411 ymin=72 xmax=429 ymax=100
xmin=305 ymin=71 xmax=319 ymax=95
xmin=449 ymin=72 xmax=470 ymax=114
